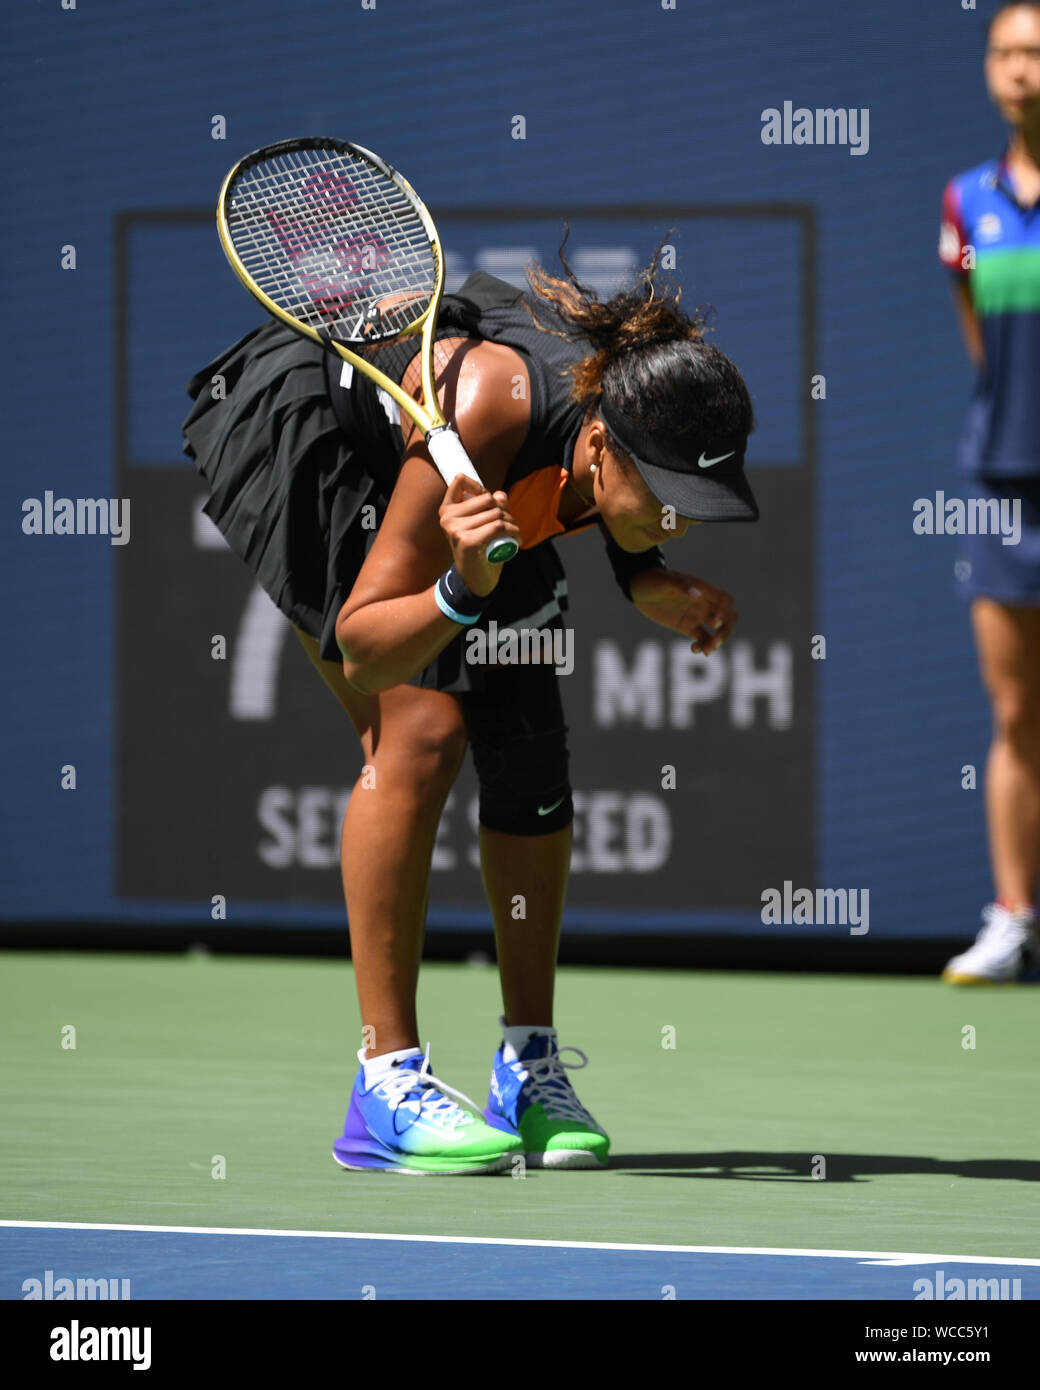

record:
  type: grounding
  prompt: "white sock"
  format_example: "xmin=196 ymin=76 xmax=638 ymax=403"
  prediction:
xmin=361 ymin=1045 xmax=424 ymax=1088
xmin=501 ymin=1020 xmax=556 ymax=1064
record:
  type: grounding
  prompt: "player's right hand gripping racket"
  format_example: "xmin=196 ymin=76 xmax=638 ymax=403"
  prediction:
xmin=217 ymin=136 xmax=519 ymax=564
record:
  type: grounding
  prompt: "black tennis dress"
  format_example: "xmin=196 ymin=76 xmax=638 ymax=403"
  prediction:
xmin=181 ymin=271 xmax=665 ymax=696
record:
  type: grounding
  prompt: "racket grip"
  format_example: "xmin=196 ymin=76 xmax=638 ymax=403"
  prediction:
xmin=426 ymin=426 xmax=519 ymax=565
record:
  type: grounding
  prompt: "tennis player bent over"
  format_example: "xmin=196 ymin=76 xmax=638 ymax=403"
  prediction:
xmin=183 ymin=246 xmax=759 ymax=1174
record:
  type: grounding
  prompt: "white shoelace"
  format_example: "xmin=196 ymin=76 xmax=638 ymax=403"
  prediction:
xmin=512 ymin=1046 xmax=597 ymax=1125
xmin=374 ymin=1045 xmax=482 ymax=1132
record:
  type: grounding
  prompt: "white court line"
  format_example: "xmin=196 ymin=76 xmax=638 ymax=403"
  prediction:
xmin=1 ymin=1222 xmax=1038 ymax=1266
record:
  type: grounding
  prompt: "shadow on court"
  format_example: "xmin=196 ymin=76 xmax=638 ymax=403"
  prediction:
xmin=607 ymin=1153 xmax=1040 ymax=1182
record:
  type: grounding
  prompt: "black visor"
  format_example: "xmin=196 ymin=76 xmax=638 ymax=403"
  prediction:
xmin=599 ymin=397 xmax=759 ymax=523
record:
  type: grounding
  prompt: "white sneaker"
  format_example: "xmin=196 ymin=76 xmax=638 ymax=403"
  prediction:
xmin=942 ymin=902 xmax=1039 ymax=984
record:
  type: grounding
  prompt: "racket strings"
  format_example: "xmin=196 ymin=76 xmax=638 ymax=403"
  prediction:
xmin=226 ymin=146 xmax=438 ymax=342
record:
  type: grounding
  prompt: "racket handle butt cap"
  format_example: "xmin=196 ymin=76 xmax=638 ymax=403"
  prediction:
xmin=485 ymin=536 xmax=519 ymax=564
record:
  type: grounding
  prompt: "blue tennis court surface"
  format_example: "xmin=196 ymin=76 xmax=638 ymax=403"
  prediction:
xmin=3 ymin=1223 xmax=1037 ymax=1300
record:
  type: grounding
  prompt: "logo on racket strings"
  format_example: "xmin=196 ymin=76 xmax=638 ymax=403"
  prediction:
xmin=261 ymin=177 xmax=391 ymax=324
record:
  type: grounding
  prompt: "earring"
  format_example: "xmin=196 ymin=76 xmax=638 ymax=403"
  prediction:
xmin=590 ymin=463 xmax=597 ymax=473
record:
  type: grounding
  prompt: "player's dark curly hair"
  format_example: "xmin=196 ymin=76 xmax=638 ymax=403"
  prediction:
xmin=524 ymin=230 xmax=754 ymax=464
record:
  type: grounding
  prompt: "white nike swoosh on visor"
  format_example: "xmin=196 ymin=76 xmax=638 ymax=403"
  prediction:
xmin=698 ymin=451 xmax=735 ymax=468
xmin=537 ymin=796 xmax=565 ymax=816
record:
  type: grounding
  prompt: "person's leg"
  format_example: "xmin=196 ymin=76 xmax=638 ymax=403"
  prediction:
xmin=459 ymin=658 xmax=574 ymax=1028
xmin=463 ymin=663 xmax=608 ymax=1166
xmin=970 ymin=599 xmax=1040 ymax=908
xmin=479 ymin=823 xmax=572 ymax=1026
xmin=293 ymin=627 xmax=468 ymax=1059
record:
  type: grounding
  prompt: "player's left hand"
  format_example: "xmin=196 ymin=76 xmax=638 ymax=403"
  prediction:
xmin=629 ymin=568 xmax=738 ymax=654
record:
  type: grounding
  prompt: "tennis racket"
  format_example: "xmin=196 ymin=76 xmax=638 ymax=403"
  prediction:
xmin=217 ymin=136 xmax=519 ymax=565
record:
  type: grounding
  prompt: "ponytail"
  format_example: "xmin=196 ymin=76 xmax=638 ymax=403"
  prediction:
xmin=524 ymin=229 xmax=754 ymax=449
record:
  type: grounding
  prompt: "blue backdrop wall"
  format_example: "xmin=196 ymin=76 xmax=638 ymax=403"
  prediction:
xmin=1 ymin=0 xmax=1008 ymax=942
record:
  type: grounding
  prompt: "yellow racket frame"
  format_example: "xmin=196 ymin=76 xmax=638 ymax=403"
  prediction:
xmin=216 ymin=138 xmax=518 ymax=564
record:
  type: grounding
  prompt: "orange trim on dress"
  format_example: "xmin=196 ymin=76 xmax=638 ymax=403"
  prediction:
xmin=507 ymin=467 xmax=599 ymax=549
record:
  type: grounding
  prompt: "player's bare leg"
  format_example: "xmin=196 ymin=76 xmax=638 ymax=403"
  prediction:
xmin=478 ymin=823 xmax=572 ymax=1025
xmin=971 ymin=600 xmax=1040 ymax=907
xmin=294 ymin=628 xmax=468 ymax=1058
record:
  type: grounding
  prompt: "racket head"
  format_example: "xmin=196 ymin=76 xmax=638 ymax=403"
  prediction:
xmin=217 ymin=137 xmax=444 ymax=351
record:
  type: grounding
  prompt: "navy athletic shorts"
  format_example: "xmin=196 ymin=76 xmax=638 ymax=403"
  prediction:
xmin=954 ymin=477 xmax=1040 ymax=606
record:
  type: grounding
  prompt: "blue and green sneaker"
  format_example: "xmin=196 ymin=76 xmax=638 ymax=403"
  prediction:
xmin=333 ymin=1045 xmax=523 ymax=1175
xmin=484 ymin=1020 xmax=610 ymax=1169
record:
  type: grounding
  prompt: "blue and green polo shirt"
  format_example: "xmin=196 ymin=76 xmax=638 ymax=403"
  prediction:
xmin=939 ymin=149 xmax=1040 ymax=478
